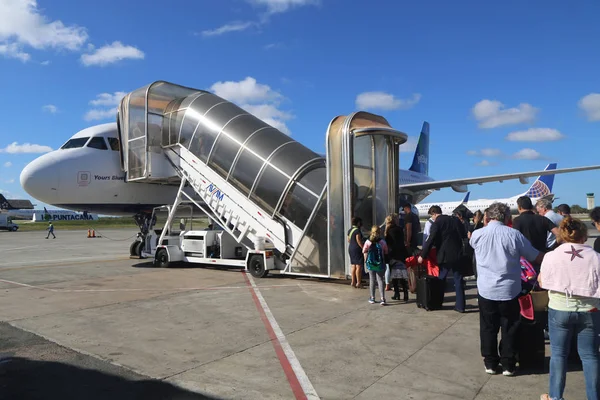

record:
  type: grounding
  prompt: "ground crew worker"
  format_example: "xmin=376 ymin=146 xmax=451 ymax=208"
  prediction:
xmin=46 ymin=222 xmax=56 ymax=239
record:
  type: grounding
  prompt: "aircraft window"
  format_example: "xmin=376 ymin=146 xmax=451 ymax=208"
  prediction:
xmin=60 ymin=137 xmax=89 ymax=149
xmin=107 ymin=137 xmax=120 ymax=151
xmin=87 ymin=137 xmax=108 ymax=150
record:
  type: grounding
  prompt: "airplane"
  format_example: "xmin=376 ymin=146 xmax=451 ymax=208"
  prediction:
xmin=415 ymin=191 xmax=471 ymax=217
xmin=20 ymin=121 xmax=600 ymax=230
xmin=6 ymin=206 xmax=99 ymax=222
xmin=415 ymin=163 xmax=558 ymax=217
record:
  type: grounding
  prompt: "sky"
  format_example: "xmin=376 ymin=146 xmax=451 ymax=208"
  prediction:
xmin=0 ymin=0 xmax=599 ymax=210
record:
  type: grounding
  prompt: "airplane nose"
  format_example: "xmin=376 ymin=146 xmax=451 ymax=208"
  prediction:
xmin=20 ymin=153 xmax=60 ymax=204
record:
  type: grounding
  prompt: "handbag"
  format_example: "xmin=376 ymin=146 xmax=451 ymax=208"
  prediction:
xmin=530 ymin=290 xmax=549 ymax=311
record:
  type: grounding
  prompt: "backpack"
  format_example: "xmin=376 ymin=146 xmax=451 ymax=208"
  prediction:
xmin=366 ymin=239 xmax=383 ymax=271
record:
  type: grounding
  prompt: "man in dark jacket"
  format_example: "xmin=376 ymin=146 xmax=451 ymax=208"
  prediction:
xmin=419 ymin=205 xmax=468 ymax=312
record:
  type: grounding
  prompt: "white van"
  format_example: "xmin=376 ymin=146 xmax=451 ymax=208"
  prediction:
xmin=0 ymin=214 xmax=19 ymax=231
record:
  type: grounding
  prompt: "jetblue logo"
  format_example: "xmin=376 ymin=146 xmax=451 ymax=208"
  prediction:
xmin=207 ymin=183 xmax=225 ymax=201
xmin=417 ymin=154 xmax=427 ymax=165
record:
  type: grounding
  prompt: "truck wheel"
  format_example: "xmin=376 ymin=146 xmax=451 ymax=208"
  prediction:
xmin=155 ymin=248 xmax=169 ymax=268
xmin=11 ymin=226 xmax=18 ymax=232
xmin=129 ymin=241 xmax=139 ymax=256
xmin=248 ymin=255 xmax=268 ymax=278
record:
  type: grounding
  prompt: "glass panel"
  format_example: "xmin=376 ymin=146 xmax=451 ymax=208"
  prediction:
xmin=61 ymin=137 xmax=89 ymax=149
xmin=187 ymin=111 xmax=221 ymax=163
xmin=229 ymin=149 xmax=264 ymax=196
xmin=147 ymin=82 xmax=198 ymax=115
xmin=326 ymin=123 xmax=346 ymax=277
xmin=107 ymin=137 xmax=119 ymax=151
xmin=222 ymin=114 xmax=270 ymax=144
xmin=353 ymin=136 xmax=374 ymax=229
xmin=251 ymin=165 xmax=290 ymax=214
xmin=205 ymin=102 xmax=247 ymax=132
xmin=170 ymin=110 xmax=185 ymax=146
xmin=298 ymin=166 xmax=326 ymax=195
xmin=244 ymin=127 xmax=292 ymax=159
xmin=279 ymin=183 xmax=318 ymax=230
xmin=128 ymin=140 xmax=145 ymax=180
xmin=373 ymin=135 xmax=391 ymax=226
xmin=207 ymin=131 xmax=241 ymax=178
xmin=179 ymin=95 xmax=207 ymax=147
xmin=289 ymin=194 xmax=329 ymax=276
xmin=87 ymin=137 xmax=108 ymax=150
xmin=147 ymin=113 xmax=163 ymax=151
xmin=268 ymin=142 xmax=320 ymax=177
xmin=128 ymin=91 xmax=146 ymax=139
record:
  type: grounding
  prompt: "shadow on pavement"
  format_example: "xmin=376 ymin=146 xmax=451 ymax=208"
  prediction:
xmin=0 ymin=357 xmax=220 ymax=400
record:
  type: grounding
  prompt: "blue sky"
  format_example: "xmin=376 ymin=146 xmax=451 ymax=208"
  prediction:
xmin=1 ymin=0 xmax=599 ymax=208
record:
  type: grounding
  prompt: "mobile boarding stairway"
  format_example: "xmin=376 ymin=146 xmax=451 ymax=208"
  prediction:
xmin=117 ymin=81 xmax=408 ymax=279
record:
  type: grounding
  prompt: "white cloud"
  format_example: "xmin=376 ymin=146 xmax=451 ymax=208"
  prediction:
xmin=399 ymin=136 xmax=418 ymax=153
xmin=211 ymin=77 xmax=280 ymax=104
xmin=202 ymin=0 xmax=318 ymax=38
xmin=472 ymin=99 xmax=538 ymax=129
xmin=0 ymin=0 xmax=88 ymax=61
xmin=42 ymin=104 xmax=58 ymax=114
xmin=84 ymin=91 xmax=126 ymax=121
xmin=5 ymin=179 xmax=15 ymax=184
xmin=40 ymin=60 xmax=50 ymax=65
xmin=264 ymin=42 xmax=283 ymax=50
xmin=467 ymin=148 xmax=503 ymax=157
xmin=512 ymin=148 xmax=544 ymax=160
xmin=210 ymin=77 xmax=293 ymax=134
xmin=578 ymin=93 xmax=600 ymax=122
xmin=0 ymin=142 xmax=52 ymax=154
xmin=477 ymin=160 xmax=491 ymax=166
xmin=249 ymin=0 xmax=320 ymax=14
xmin=506 ymin=127 xmax=565 ymax=142
xmin=0 ymin=42 xmax=30 ymax=61
xmin=80 ymin=41 xmax=144 ymax=66
xmin=200 ymin=21 xmax=256 ymax=37
xmin=355 ymin=91 xmax=421 ymax=111
xmin=3 ymin=162 xmax=12 ymax=167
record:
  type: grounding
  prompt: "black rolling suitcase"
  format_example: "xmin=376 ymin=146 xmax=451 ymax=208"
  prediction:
xmin=516 ymin=311 xmax=546 ymax=371
xmin=416 ymin=265 xmax=444 ymax=311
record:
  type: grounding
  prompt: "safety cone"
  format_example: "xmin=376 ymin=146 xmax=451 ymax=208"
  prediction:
xmin=92 ymin=229 xmax=96 ymax=238
xmin=87 ymin=229 xmax=91 ymax=238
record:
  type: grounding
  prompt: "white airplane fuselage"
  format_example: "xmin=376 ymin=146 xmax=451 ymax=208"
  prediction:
xmin=20 ymin=123 xmax=181 ymax=216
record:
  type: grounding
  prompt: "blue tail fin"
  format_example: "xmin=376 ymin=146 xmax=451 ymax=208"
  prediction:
xmin=408 ymin=122 xmax=430 ymax=176
xmin=522 ymin=163 xmax=557 ymax=198
xmin=462 ymin=192 xmax=470 ymax=204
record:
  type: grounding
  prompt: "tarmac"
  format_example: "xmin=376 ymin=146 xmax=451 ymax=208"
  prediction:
xmin=0 ymin=228 xmax=594 ymax=400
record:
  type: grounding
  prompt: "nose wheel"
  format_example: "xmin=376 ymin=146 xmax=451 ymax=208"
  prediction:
xmin=129 ymin=240 xmax=143 ymax=258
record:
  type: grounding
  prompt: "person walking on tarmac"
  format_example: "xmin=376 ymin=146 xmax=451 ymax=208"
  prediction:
xmin=46 ymin=222 xmax=55 ymax=239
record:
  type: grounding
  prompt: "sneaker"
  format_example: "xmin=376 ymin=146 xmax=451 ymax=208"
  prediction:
xmin=380 ymin=300 xmax=387 ymax=306
xmin=502 ymin=369 xmax=515 ymax=376
xmin=368 ymin=298 xmax=375 ymax=304
xmin=484 ymin=365 xmax=498 ymax=375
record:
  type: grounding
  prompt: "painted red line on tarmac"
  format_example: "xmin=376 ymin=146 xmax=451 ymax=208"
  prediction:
xmin=242 ymin=272 xmax=307 ymax=400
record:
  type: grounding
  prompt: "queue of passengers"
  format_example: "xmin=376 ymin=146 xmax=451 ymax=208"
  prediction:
xmin=347 ymin=197 xmax=600 ymax=400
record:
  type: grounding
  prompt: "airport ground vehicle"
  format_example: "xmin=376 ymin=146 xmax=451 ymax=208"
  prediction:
xmin=139 ymin=203 xmax=276 ymax=277
xmin=0 ymin=214 xmax=19 ymax=231
xmin=119 ymin=81 xmax=407 ymax=278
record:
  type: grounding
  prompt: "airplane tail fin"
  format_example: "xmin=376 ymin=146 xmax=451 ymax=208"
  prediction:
xmin=515 ymin=163 xmax=557 ymax=199
xmin=462 ymin=191 xmax=470 ymax=204
xmin=408 ymin=121 xmax=430 ymax=176
xmin=0 ymin=194 xmax=9 ymax=210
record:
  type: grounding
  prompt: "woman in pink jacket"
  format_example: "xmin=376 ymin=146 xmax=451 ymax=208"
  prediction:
xmin=539 ymin=217 xmax=600 ymax=400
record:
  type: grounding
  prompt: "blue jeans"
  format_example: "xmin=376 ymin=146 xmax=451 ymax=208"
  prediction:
xmin=548 ymin=308 xmax=600 ymax=400
xmin=438 ymin=262 xmax=465 ymax=312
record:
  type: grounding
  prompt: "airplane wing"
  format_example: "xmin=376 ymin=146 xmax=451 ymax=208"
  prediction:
xmin=400 ymin=165 xmax=600 ymax=193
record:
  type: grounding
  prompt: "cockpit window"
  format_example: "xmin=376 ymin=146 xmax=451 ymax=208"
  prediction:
xmin=87 ymin=137 xmax=108 ymax=150
xmin=107 ymin=137 xmax=120 ymax=151
xmin=61 ymin=137 xmax=89 ymax=149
